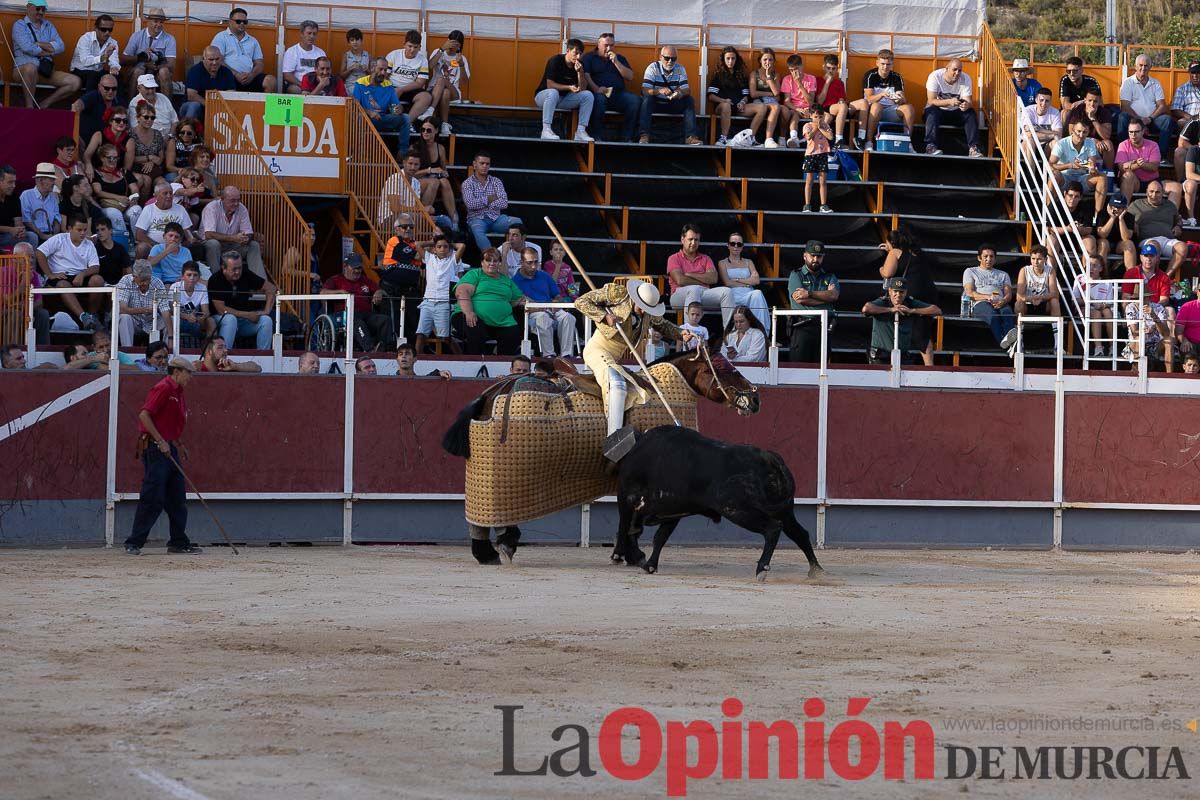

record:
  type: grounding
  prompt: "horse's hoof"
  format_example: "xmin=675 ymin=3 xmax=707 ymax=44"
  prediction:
xmin=610 ymin=551 xmax=624 ymax=564
xmin=807 ymin=566 xmax=826 ymax=580
xmin=756 ymin=570 xmax=768 ymax=583
xmin=625 ymin=550 xmax=646 ymax=567
xmin=497 ymin=543 xmax=516 ymax=565
xmin=642 ymin=563 xmax=658 ymax=575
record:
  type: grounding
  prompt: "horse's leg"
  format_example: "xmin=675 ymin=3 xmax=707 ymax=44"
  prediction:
xmin=643 ymin=518 xmax=682 ymax=575
xmin=468 ymin=523 xmax=501 ymax=565
xmin=496 ymin=525 xmax=522 ymax=565
xmin=623 ymin=512 xmax=646 ymax=567
xmin=781 ymin=513 xmax=824 ymax=578
xmin=612 ymin=494 xmax=634 ymax=563
xmin=755 ymin=524 xmax=783 ymax=582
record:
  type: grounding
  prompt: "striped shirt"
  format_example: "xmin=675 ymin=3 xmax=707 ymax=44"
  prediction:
xmin=642 ymin=61 xmax=689 ymax=94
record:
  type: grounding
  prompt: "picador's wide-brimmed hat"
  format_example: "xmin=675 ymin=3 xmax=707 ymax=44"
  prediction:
xmin=626 ymin=279 xmax=665 ymax=317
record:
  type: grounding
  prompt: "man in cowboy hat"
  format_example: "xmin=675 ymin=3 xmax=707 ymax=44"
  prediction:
xmin=575 ymin=279 xmax=693 ymax=435
xmin=121 ymin=7 xmax=175 ymax=99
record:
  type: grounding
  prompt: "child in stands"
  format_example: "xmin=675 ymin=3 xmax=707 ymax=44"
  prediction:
xmin=342 ymin=29 xmax=370 ymax=85
xmin=802 ymin=109 xmax=834 ymax=214
xmin=679 ymin=301 xmax=708 ymax=351
xmin=780 ymin=54 xmax=816 ymax=148
xmin=414 ymin=233 xmax=464 ymax=354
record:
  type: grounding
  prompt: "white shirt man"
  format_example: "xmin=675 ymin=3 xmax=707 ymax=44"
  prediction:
xmin=1023 ymin=89 xmax=1063 ymax=144
xmin=127 ymin=75 xmax=177 ymax=135
xmin=135 ymin=185 xmax=193 ymax=257
xmin=69 ymin=17 xmax=121 ymax=80
xmin=281 ymin=21 xmax=326 ymax=92
xmin=1120 ymin=58 xmax=1166 ymax=122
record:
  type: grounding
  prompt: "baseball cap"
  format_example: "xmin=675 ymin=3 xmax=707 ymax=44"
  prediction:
xmin=1108 ymin=194 xmax=1126 ymax=209
xmin=27 ymin=0 xmax=48 ymax=8
xmin=1011 ymin=58 xmax=1030 ymax=71
xmin=804 ymin=240 xmax=825 ymax=255
xmin=344 ymin=252 xmax=364 ymax=268
xmin=1140 ymin=242 xmax=1160 ymax=256
xmin=885 ymin=277 xmax=907 ymax=291
xmin=1189 ymin=62 xmax=1200 ymax=74
xmin=137 ymin=74 xmax=158 ymax=89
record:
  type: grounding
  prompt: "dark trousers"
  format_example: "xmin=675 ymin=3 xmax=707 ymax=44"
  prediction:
xmin=451 ymin=315 xmax=522 ymax=355
xmin=590 ymin=89 xmax=641 ymax=141
xmin=638 ymin=95 xmax=697 ymax=139
xmin=788 ymin=320 xmax=828 ymax=363
xmin=923 ymin=105 xmax=979 ymax=149
xmin=353 ymin=311 xmax=395 ymax=351
xmin=126 ymin=443 xmax=189 ymax=549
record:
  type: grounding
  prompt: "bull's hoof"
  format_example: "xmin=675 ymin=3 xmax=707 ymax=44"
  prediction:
xmin=610 ymin=550 xmax=625 ymax=564
xmin=497 ymin=543 xmax=516 ymax=565
xmin=756 ymin=564 xmax=770 ymax=583
xmin=624 ymin=549 xmax=646 ymax=567
xmin=642 ymin=562 xmax=658 ymax=575
xmin=471 ymin=539 xmax=501 ymax=565
xmin=807 ymin=565 xmax=827 ymax=580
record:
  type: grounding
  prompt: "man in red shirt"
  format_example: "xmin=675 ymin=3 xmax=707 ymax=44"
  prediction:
xmin=1121 ymin=241 xmax=1174 ymax=311
xmin=666 ymin=223 xmax=733 ymax=327
xmin=321 ymin=253 xmax=396 ymax=351
xmin=815 ymin=54 xmax=849 ymax=147
xmin=125 ymin=357 xmax=201 ymax=555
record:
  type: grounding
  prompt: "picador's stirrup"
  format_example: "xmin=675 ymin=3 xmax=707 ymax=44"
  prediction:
xmin=603 ymin=425 xmax=638 ymax=465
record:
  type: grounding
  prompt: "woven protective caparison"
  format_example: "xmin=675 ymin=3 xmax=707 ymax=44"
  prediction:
xmin=464 ymin=362 xmax=700 ymax=526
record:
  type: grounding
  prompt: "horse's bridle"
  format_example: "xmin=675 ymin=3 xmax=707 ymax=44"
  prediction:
xmin=690 ymin=342 xmax=757 ymax=411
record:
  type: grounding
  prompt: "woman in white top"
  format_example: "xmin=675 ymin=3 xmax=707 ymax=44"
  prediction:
xmin=1071 ymin=254 xmax=1117 ymax=357
xmin=428 ymin=31 xmax=470 ymax=138
xmin=719 ymin=304 xmax=768 ymax=362
xmin=717 ymin=233 xmax=771 ymax=335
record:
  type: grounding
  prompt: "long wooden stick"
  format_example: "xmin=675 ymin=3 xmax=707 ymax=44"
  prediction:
xmin=543 ymin=216 xmax=680 ymax=427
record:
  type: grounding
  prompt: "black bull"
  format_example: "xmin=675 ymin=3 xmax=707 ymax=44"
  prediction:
xmin=612 ymin=426 xmax=824 ymax=579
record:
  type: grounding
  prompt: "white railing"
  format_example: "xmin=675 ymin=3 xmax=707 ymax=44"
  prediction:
xmin=1078 ymin=278 xmax=1133 ymax=375
xmin=519 ymin=301 xmax=590 ymax=358
xmin=26 ymin=287 xmax=119 ymax=366
xmin=1014 ymin=122 xmax=1092 ymax=348
xmin=273 ymin=292 xmax=353 ymax=372
xmin=767 ymin=309 xmax=830 ymax=380
xmin=767 ymin=309 xmax=830 ymax=517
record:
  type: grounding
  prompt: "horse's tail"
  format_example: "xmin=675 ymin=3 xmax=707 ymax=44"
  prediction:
xmin=441 ymin=396 xmax=486 ymax=458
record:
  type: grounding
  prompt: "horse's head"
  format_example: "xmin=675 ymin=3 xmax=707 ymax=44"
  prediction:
xmin=674 ymin=347 xmax=760 ymax=416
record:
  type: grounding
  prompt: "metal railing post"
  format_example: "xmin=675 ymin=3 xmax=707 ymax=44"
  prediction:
xmin=889 ymin=311 xmax=901 ymax=387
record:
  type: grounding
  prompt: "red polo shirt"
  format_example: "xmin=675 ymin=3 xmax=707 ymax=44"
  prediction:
xmin=666 ymin=250 xmax=716 ymax=293
xmin=324 ymin=273 xmax=380 ymax=314
xmin=140 ymin=375 xmax=187 ymax=442
xmin=1121 ymin=266 xmax=1171 ymax=304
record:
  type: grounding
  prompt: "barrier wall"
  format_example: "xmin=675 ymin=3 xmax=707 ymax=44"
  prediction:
xmin=4 ymin=368 xmax=1200 ymax=551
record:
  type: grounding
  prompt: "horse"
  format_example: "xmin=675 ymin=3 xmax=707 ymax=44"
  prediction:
xmin=441 ymin=348 xmax=760 ymax=564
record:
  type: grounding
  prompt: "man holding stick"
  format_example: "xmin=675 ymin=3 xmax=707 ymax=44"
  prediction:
xmin=124 ymin=357 xmax=202 ymax=555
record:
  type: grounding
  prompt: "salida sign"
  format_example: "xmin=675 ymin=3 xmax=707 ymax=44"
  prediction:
xmin=206 ymin=91 xmax=345 ymax=193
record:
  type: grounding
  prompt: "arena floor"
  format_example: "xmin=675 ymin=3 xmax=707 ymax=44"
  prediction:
xmin=1 ymin=545 xmax=1198 ymax=799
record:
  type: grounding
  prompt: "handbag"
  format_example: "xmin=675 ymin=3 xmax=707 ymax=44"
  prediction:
xmin=27 ymin=24 xmax=54 ymax=78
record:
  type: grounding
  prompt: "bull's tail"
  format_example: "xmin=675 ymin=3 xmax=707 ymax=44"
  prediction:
xmin=441 ymin=396 xmax=486 ymax=458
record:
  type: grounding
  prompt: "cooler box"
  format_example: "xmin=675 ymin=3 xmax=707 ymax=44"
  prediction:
xmin=875 ymin=122 xmax=911 ymax=153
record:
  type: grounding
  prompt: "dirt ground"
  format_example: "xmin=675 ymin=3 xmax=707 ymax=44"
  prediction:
xmin=1 ymin=545 xmax=1199 ymax=799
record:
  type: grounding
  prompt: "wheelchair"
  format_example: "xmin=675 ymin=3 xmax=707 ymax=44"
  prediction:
xmin=308 ymin=307 xmax=349 ymax=353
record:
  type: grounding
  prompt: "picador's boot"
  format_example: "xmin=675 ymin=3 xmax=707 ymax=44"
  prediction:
xmin=603 ymin=367 xmax=637 ymax=464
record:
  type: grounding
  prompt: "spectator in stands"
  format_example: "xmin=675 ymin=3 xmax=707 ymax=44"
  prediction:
xmin=667 ymin=223 xmax=732 ymax=325
xmin=463 ymin=151 xmax=521 ymax=255
xmin=58 ymin=175 xmax=101 ymax=233
xmin=963 ymin=242 xmax=1019 ymax=355
xmin=354 ymin=356 xmax=377 ymax=375
xmin=133 ymin=340 xmax=169 ymax=372
xmin=282 ymin=20 xmax=326 ymax=94
xmin=207 ymin=249 xmax=275 ymax=350
xmin=35 ymin=214 xmax=103 ymax=329
xmin=1183 ymin=353 xmax=1200 ymax=375
xmin=20 ymin=163 xmax=61 ymax=243
xmin=878 ymin=227 xmax=939 ymax=366
xmin=181 ymin=46 xmax=235 ymax=119
xmin=200 ymin=186 xmax=263 ymax=279
xmin=396 ymin=342 xmax=451 ymax=379
xmin=387 ymin=151 xmax=453 ymax=234
xmin=354 ymin=58 xmax=412 ymax=156
xmin=51 ymin=137 xmax=85 ymax=190
xmin=850 ymin=49 xmax=915 ymax=152
xmin=1174 ymin=290 xmax=1200 ymax=360
xmin=1 ymin=344 xmax=28 ymax=369
xmin=427 ymin=31 xmax=468 ymax=138
xmin=639 ymin=45 xmax=700 ymax=146
xmin=1182 ymin=144 xmax=1200 ymax=227
xmin=321 ymin=252 xmax=395 ymax=352
xmin=1058 ymin=56 xmax=1100 ymax=113
xmin=1128 ymin=181 xmax=1187 ymax=277
xmin=645 ymin=327 xmax=669 ymax=361
xmin=302 ymin=56 xmax=346 ymax=97
xmin=83 ymin=108 xmax=134 ymax=181
xmin=707 ymin=46 xmax=767 ymax=147
xmin=816 ymin=54 xmax=849 ymax=148
xmin=414 ymin=233 xmax=464 ymax=355
xmin=62 ymin=342 xmax=102 ymax=369
xmin=11 ymin=0 xmax=80 ymax=109
xmin=212 ymin=8 xmax=276 ymax=93
xmin=1119 ymin=54 xmax=1173 ymax=158
xmin=0 ymin=165 xmax=38 ymax=249
xmin=297 ymin=351 xmax=320 ymax=374
xmin=583 ymin=32 xmax=640 ymax=143
xmin=678 ymin=302 xmax=708 ymax=351
xmin=1010 ymin=58 xmax=1042 ymax=107
xmin=379 ymin=214 xmax=422 ymax=295
xmin=1072 ymin=254 xmax=1116 ymax=357
xmin=1115 ymin=118 xmax=1170 ymax=203
xmin=748 ymin=49 xmax=785 ymax=148
xmin=1123 ymin=299 xmax=1175 ymax=371
xmin=1024 ymin=87 xmax=1062 ymax=147
xmin=1121 ymin=241 xmax=1174 ymax=311
xmin=535 ymin=39 xmax=594 ymax=142
xmin=385 ymin=30 xmax=434 ymax=122
xmin=1049 ymin=120 xmax=1107 ymax=212
xmin=128 ymin=73 xmax=177 ymax=137
xmin=115 ymin=259 xmax=170 ymax=346
xmin=923 ymin=59 xmax=982 ymax=157
xmin=452 ymin=247 xmax=524 ymax=355
xmin=1049 ymin=180 xmax=1100 ymax=258
xmin=341 ymin=28 xmax=370 ymax=86
xmin=509 ymin=354 xmax=531 ymax=375
xmin=93 ymin=216 xmax=129 ymax=284
xmin=167 ymin=120 xmax=201 ymax=180
xmin=499 ymin=223 xmax=541 ymax=277
xmin=191 ymin=145 xmax=220 ymax=198
xmin=801 ymin=112 xmax=834 ymax=213
xmin=121 ymin=7 xmax=175 ymax=99
xmin=90 ymin=142 xmax=135 ymax=234
xmin=787 ymin=240 xmax=839 ymax=363
xmin=146 ymin=221 xmax=189 ymax=283
xmin=134 ymin=182 xmax=193 ymax=259
xmin=130 ymin=93 xmax=175 ymax=198
xmin=73 ymin=75 xmax=126 ymax=151
xmin=1171 ymin=64 xmax=1200 ymax=182
xmin=542 ymin=240 xmax=578 ymax=299
xmin=717 ymin=233 xmax=770 ymax=333
xmin=863 ymin=276 xmax=942 ymax=364
xmin=413 ymin=120 xmax=457 ymax=230
xmin=170 ymin=260 xmax=214 ymax=341
xmin=779 ymin=54 xmax=817 ymax=148
xmin=196 ymin=333 xmax=262 ymax=372
xmin=719 ymin=305 xmax=767 ymax=362
xmin=1063 ymin=88 xmax=1115 ymax=168
xmin=513 ymin=246 xmax=575 ymax=358
xmin=1015 ymin=245 xmax=1061 ymax=318
xmin=69 ymin=14 xmax=120 ymax=94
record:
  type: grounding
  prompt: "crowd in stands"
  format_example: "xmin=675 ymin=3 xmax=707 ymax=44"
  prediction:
xmin=2 ymin=5 xmax=1200 ymax=374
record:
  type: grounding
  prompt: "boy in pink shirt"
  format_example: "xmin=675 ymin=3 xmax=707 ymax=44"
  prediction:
xmin=802 ymin=112 xmax=834 ymax=213
xmin=780 ymin=54 xmax=817 ymax=148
